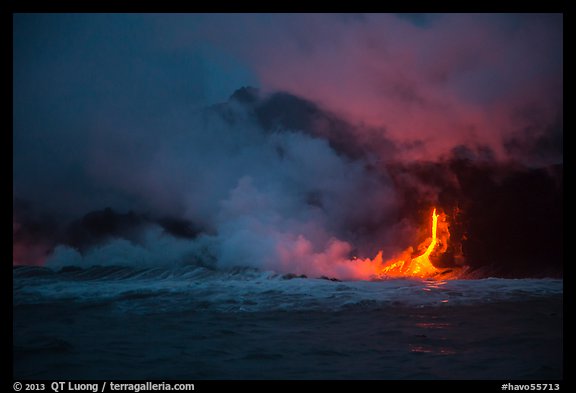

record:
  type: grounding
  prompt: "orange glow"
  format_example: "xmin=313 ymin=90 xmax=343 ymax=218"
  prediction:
xmin=356 ymin=207 xmax=458 ymax=280
xmin=379 ymin=208 xmax=440 ymax=278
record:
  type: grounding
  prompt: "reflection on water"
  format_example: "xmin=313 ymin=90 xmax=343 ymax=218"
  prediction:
xmin=423 ymin=280 xmax=448 ymax=290
xmin=411 ymin=282 xmax=457 ymax=355
xmin=422 ymin=280 xmax=450 ymax=303
xmin=409 ymin=344 xmax=457 ymax=355
xmin=415 ymin=322 xmax=451 ymax=329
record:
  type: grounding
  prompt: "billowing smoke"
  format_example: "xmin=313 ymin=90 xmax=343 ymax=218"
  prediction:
xmin=14 ymin=86 xmax=400 ymax=279
xmin=13 ymin=14 xmax=562 ymax=279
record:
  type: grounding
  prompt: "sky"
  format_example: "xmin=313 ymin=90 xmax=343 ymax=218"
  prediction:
xmin=13 ymin=13 xmax=563 ymax=277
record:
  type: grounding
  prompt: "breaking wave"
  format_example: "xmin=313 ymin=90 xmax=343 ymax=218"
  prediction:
xmin=14 ymin=265 xmax=562 ymax=314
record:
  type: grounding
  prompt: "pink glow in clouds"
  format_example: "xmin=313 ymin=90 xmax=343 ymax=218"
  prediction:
xmin=159 ymin=13 xmax=561 ymax=163
xmin=13 ymin=220 xmax=51 ymax=266
xmin=255 ymin=14 xmax=561 ymax=162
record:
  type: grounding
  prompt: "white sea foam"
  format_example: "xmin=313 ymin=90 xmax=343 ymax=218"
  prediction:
xmin=13 ymin=266 xmax=563 ymax=313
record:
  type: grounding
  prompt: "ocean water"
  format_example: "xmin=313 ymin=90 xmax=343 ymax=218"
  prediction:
xmin=13 ymin=265 xmax=563 ymax=379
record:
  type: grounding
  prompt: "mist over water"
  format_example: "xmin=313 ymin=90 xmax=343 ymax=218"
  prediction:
xmin=30 ymin=92 xmax=398 ymax=279
xmin=14 ymin=87 xmax=563 ymax=279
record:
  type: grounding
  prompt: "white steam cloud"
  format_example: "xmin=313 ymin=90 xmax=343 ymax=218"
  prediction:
xmin=46 ymin=101 xmax=397 ymax=279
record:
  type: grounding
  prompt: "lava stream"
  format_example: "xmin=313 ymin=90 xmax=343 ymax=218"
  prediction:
xmin=369 ymin=208 xmax=453 ymax=280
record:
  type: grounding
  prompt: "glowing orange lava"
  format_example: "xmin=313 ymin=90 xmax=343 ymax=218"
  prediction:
xmin=378 ymin=208 xmax=440 ymax=279
xmin=355 ymin=207 xmax=456 ymax=280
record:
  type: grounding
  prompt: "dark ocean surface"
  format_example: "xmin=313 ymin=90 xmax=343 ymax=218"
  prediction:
xmin=13 ymin=266 xmax=563 ymax=380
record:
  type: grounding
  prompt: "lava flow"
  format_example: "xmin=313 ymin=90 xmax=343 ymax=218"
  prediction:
xmin=380 ymin=208 xmax=441 ymax=278
xmin=357 ymin=207 xmax=457 ymax=280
